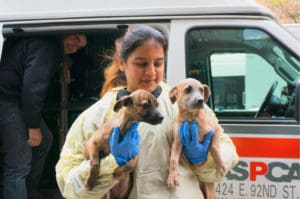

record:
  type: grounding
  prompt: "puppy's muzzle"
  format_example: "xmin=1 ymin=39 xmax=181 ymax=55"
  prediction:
xmin=144 ymin=110 xmax=164 ymax=125
xmin=191 ymin=98 xmax=204 ymax=109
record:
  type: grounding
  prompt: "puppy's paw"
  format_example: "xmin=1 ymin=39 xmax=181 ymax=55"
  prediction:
xmin=85 ymin=175 xmax=97 ymax=191
xmin=113 ymin=168 xmax=126 ymax=180
xmin=205 ymin=191 xmax=216 ymax=199
xmin=216 ymin=162 xmax=226 ymax=176
xmin=167 ymin=172 xmax=179 ymax=189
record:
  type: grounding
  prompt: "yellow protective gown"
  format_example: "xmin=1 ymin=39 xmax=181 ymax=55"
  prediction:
xmin=55 ymin=81 xmax=239 ymax=199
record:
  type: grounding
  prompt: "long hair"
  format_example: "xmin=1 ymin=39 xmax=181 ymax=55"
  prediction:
xmin=100 ymin=25 xmax=168 ymax=97
xmin=100 ymin=39 xmax=126 ymax=97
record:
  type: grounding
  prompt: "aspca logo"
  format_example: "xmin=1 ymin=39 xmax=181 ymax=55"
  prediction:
xmin=226 ymin=161 xmax=300 ymax=182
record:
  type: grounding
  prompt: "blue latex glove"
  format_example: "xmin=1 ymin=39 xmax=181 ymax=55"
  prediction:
xmin=110 ymin=122 xmax=140 ymax=166
xmin=179 ymin=120 xmax=215 ymax=165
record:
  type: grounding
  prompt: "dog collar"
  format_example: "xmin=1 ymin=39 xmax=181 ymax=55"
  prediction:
xmin=116 ymin=85 xmax=162 ymax=100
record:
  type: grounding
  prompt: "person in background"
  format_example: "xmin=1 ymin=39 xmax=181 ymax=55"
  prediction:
xmin=0 ymin=33 xmax=87 ymax=199
xmin=56 ymin=25 xmax=238 ymax=198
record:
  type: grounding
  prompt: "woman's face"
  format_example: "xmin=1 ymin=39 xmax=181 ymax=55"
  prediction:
xmin=120 ymin=39 xmax=165 ymax=93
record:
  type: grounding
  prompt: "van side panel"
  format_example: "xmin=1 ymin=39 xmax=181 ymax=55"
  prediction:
xmin=218 ymin=130 xmax=299 ymax=199
xmin=0 ymin=0 xmax=274 ymax=22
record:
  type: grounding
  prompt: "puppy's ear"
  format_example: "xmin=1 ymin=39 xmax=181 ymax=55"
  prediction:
xmin=169 ymin=86 xmax=178 ymax=104
xmin=203 ymin=84 xmax=211 ymax=102
xmin=113 ymin=96 xmax=133 ymax=112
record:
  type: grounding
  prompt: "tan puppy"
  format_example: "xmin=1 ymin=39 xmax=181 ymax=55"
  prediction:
xmin=167 ymin=78 xmax=226 ymax=199
xmin=83 ymin=89 xmax=164 ymax=195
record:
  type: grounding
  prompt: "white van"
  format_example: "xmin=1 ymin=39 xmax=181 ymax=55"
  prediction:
xmin=1 ymin=0 xmax=299 ymax=198
xmin=284 ymin=23 xmax=300 ymax=41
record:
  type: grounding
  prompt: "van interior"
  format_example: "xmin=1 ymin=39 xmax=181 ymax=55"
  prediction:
xmin=45 ymin=29 xmax=127 ymax=189
xmin=0 ymin=28 xmax=127 ymax=191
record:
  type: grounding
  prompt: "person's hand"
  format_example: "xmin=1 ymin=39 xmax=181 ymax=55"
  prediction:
xmin=27 ymin=128 xmax=42 ymax=146
xmin=179 ymin=120 xmax=214 ymax=165
xmin=110 ymin=122 xmax=140 ymax=166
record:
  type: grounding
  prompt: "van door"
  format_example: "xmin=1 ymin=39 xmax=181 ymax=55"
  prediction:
xmin=167 ymin=19 xmax=300 ymax=198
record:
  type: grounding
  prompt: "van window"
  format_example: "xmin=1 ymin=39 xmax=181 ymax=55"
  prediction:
xmin=186 ymin=28 xmax=300 ymax=119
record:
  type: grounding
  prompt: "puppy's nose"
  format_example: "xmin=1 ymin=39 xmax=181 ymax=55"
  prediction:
xmin=153 ymin=112 xmax=164 ymax=123
xmin=197 ymin=99 xmax=204 ymax=104
xmin=148 ymin=112 xmax=164 ymax=125
xmin=157 ymin=115 xmax=164 ymax=123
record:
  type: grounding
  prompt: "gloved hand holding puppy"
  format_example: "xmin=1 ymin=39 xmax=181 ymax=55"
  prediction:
xmin=109 ymin=120 xmax=214 ymax=166
xmin=110 ymin=122 xmax=140 ymax=166
xmin=179 ymin=120 xmax=214 ymax=165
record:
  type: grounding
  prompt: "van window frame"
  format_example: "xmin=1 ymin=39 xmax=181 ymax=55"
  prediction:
xmin=185 ymin=26 xmax=300 ymax=122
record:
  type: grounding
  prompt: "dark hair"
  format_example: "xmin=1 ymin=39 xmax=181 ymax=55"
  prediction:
xmin=119 ymin=24 xmax=168 ymax=62
xmin=100 ymin=25 xmax=168 ymax=96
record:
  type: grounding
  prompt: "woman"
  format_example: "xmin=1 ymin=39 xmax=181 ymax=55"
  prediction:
xmin=55 ymin=25 xmax=238 ymax=198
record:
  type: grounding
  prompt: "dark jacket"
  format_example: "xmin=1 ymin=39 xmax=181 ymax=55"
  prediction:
xmin=0 ymin=36 xmax=64 ymax=128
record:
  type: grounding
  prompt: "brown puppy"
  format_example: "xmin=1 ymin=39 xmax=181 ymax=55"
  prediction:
xmin=83 ymin=89 xmax=164 ymax=195
xmin=167 ymin=78 xmax=226 ymax=199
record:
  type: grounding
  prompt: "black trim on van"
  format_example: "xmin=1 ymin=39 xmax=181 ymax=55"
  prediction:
xmin=2 ymin=20 xmax=170 ymax=37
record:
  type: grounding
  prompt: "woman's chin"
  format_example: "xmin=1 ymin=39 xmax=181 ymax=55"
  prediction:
xmin=140 ymin=85 xmax=157 ymax=92
xmin=138 ymin=80 xmax=160 ymax=92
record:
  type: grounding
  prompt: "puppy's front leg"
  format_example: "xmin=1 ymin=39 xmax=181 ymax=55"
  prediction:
xmin=167 ymin=124 xmax=182 ymax=188
xmin=113 ymin=156 xmax=137 ymax=180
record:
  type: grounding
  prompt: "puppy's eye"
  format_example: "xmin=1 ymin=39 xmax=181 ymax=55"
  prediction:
xmin=142 ymin=101 xmax=151 ymax=109
xmin=199 ymin=88 xmax=204 ymax=94
xmin=184 ymin=85 xmax=193 ymax=93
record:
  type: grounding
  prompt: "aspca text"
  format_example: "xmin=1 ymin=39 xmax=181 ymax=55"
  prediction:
xmin=216 ymin=160 xmax=300 ymax=199
xmin=226 ymin=161 xmax=299 ymax=182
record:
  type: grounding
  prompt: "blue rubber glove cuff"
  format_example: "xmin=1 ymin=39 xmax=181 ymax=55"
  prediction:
xmin=179 ymin=120 xmax=215 ymax=165
xmin=110 ymin=122 xmax=140 ymax=166
xmin=114 ymin=157 xmax=127 ymax=166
